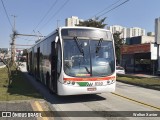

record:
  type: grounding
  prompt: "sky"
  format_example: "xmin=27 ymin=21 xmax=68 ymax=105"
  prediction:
xmin=0 ymin=0 xmax=160 ymax=48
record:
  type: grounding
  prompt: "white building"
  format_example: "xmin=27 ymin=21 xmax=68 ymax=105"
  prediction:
xmin=65 ymin=16 xmax=83 ymax=27
xmin=107 ymin=25 xmax=127 ymax=39
xmin=107 ymin=25 xmax=146 ymax=39
xmin=127 ymin=27 xmax=145 ymax=38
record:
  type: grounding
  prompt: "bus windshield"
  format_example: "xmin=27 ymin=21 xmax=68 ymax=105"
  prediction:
xmin=62 ymin=29 xmax=115 ymax=77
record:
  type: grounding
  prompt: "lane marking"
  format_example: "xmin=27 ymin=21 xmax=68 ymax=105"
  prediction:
xmin=34 ymin=101 xmax=49 ymax=120
xmin=111 ymin=92 xmax=160 ymax=111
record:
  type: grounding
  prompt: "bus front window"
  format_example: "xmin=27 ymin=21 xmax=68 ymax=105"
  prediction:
xmin=90 ymin=40 xmax=115 ymax=76
xmin=63 ymin=39 xmax=91 ymax=77
xmin=63 ymin=38 xmax=115 ymax=77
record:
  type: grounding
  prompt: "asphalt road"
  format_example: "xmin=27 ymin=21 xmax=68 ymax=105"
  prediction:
xmin=20 ymin=62 xmax=160 ymax=120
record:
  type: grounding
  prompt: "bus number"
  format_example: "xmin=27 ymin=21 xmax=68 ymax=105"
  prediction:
xmin=95 ymin=82 xmax=103 ymax=86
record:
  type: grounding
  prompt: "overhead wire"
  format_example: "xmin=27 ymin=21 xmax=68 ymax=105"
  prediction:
xmin=27 ymin=0 xmax=127 ymax=44
xmin=38 ymin=0 xmax=70 ymax=31
xmin=33 ymin=0 xmax=58 ymax=31
xmin=0 ymin=0 xmax=13 ymax=29
xmin=97 ymin=0 xmax=130 ymax=18
xmin=24 ymin=0 xmax=128 ymax=45
xmin=25 ymin=0 xmax=58 ymax=43
xmin=89 ymin=0 xmax=123 ymax=19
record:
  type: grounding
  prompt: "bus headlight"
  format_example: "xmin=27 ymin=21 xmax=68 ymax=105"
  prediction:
xmin=67 ymin=81 xmax=71 ymax=84
xmin=64 ymin=80 xmax=71 ymax=85
xmin=106 ymin=79 xmax=115 ymax=85
xmin=64 ymin=80 xmax=76 ymax=86
xmin=72 ymin=82 xmax=75 ymax=85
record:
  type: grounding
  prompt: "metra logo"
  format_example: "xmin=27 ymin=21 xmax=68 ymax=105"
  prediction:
xmin=77 ymin=82 xmax=93 ymax=86
xmin=86 ymin=82 xmax=93 ymax=86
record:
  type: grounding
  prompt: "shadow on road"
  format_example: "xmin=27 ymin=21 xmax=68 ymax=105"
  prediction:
xmin=49 ymin=94 xmax=106 ymax=104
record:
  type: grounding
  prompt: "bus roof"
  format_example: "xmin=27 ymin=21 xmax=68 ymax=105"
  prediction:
xmin=27 ymin=26 xmax=111 ymax=50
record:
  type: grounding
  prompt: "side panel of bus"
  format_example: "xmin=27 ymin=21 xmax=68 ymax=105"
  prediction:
xmin=28 ymin=32 xmax=60 ymax=93
xmin=50 ymin=33 xmax=61 ymax=93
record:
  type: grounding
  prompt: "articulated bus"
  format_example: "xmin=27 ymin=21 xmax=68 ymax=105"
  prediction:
xmin=27 ymin=27 xmax=116 ymax=95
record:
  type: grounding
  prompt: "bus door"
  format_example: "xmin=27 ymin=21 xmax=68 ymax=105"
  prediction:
xmin=26 ymin=52 xmax=29 ymax=71
xmin=29 ymin=51 xmax=32 ymax=73
xmin=37 ymin=47 xmax=40 ymax=79
xmin=51 ymin=40 xmax=58 ymax=93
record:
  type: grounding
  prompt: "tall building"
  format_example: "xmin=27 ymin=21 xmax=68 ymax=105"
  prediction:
xmin=127 ymin=27 xmax=145 ymax=38
xmin=107 ymin=25 xmax=146 ymax=39
xmin=107 ymin=25 xmax=127 ymax=39
xmin=65 ymin=16 xmax=83 ymax=27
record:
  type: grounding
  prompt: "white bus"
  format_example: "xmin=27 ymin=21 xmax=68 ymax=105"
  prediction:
xmin=27 ymin=27 xmax=116 ymax=95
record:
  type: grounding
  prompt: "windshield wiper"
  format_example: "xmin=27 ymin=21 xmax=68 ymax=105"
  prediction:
xmin=95 ymin=38 xmax=103 ymax=54
xmin=83 ymin=66 xmax=91 ymax=74
xmin=73 ymin=37 xmax=84 ymax=56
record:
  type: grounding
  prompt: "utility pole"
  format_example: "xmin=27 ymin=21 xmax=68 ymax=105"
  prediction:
xmin=10 ymin=15 xmax=45 ymax=63
xmin=12 ymin=15 xmax=17 ymax=31
xmin=11 ymin=15 xmax=17 ymax=63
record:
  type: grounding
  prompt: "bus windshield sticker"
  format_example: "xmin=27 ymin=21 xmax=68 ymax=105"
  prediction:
xmin=76 ymin=74 xmax=91 ymax=77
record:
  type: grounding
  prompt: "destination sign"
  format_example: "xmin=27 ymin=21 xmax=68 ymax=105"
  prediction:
xmin=61 ymin=28 xmax=111 ymax=40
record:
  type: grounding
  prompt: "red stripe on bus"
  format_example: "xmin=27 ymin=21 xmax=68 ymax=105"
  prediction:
xmin=63 ymin=76 xmax=115 ymax=81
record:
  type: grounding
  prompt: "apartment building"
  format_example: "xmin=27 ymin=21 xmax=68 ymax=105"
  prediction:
xmin=65 ymin=16 xmax=83 ymax=27
xmin=107 ymin=25 xmax=145 ymax=39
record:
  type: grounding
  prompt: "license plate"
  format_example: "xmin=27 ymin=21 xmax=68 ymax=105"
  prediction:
xmin=87 ymin=87 xmax=97 ymax=91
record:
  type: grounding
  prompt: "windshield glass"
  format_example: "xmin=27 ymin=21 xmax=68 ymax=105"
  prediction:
xmin=63 ymin=38 xmax=115 ymax=77
xmin=91 ymin=40 xmax=115 ymax=76
xmin=63 ymin=39 xmax=91 ymax=77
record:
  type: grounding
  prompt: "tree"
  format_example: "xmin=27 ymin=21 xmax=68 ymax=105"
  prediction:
xmin=113 ymin=32 xmax=124 ymax=64
xmin=77 ymin=17 xmax=107 ymax=28
xmin=0 ymin=50 xmax=12 ymax=87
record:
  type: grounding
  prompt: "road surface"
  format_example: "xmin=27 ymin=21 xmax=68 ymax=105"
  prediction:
xmin=20 ymin=62 xmax=160 ymax=120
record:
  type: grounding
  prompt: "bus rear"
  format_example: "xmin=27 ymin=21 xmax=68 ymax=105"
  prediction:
xmin=57 ymin=27 xmax=116 ymax=95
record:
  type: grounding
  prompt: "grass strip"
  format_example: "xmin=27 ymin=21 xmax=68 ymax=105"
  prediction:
xmin=0 ymin=67 xmax=43 ymax=101
xmin=117 ymin=74 xmax=160 ymax=91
